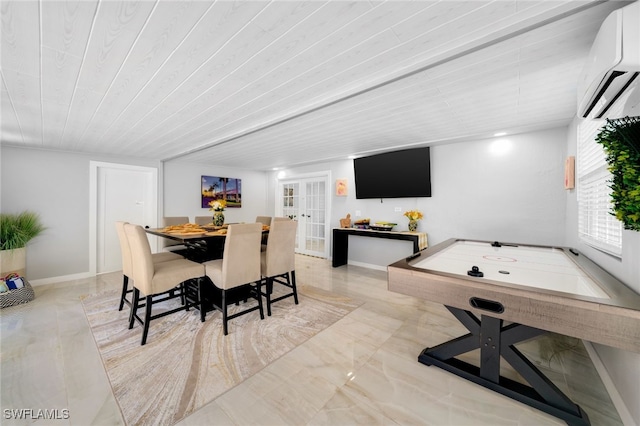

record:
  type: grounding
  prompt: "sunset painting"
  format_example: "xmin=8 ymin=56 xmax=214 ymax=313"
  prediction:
xmin=201 ymin=175 xmax=241 ymax=208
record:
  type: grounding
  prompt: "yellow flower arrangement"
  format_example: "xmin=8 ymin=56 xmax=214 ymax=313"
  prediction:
xmin=403 ymin=210 xmax=424 ymax=221
xmin=208 ymin=199 xmax=227 ymax=211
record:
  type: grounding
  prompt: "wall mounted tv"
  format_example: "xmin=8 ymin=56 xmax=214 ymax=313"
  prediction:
xmin=353 ymin=147 xmax=432 ymax=199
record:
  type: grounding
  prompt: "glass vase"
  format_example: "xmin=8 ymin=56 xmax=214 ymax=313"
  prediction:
xmin=408 ymin=220 xmax=418 ymax=232
xmin=213 ymin=211 xmax=225 ymax=227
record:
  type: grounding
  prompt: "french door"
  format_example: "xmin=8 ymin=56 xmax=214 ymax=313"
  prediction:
xmin=277 ymin=174 xmax=329 ymax=258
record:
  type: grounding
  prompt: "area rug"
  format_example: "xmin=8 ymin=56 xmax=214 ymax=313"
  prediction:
xmin=82 ymin=286 xmax=362 ymax=425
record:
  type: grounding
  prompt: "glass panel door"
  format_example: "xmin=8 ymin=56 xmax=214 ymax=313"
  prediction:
xmin=277 ymin=175 xmax=329 ymax=258
xmin=303 ymin=180 xmax=326 ymax=256
xmin=281 ymin=182 xmax=300 ymax=251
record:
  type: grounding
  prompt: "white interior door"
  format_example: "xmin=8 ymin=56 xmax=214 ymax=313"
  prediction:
xmin=277 ymin=174 xmax=329 ymax=258
xmin=92 ymin=162 xmax=158 ymax=274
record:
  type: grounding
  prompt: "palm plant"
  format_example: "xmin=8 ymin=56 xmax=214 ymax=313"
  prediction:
xmin=0 ymin=211 xmax=46 ymax=251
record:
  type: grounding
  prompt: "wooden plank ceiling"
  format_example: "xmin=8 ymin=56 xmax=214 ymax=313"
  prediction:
xmin=0 ymin=1 xmax=629 ymax=170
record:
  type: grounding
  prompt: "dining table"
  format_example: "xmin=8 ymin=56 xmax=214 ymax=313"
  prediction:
xmin=146 ymin=226 xmax=226 ymax=262
xmin=145 ymin=224 xmax=269 ymax=263
xmin=145 ymin=224 xmax=270 ymax=314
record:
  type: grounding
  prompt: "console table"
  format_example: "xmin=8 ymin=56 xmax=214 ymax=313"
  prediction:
xmin=332 ymin=228 xmax=427 ymax=267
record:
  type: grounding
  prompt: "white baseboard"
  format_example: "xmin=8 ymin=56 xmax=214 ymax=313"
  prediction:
xmin=347 ymin=260 xmax=387 ymax=271
xmin=29 ymin=271 xmax=95 ymax=287
xmin=583 ymin=341 xmax=635 ymax=426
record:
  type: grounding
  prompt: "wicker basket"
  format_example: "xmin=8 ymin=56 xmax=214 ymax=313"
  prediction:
xmin=0 ymin=280 xmax=35 ymax=308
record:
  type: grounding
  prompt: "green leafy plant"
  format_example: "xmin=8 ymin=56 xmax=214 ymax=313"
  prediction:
xmin=595 ymin=116 xmax=640 ymax=231
xmin=0 ymin=211 xmax=46 ymax=251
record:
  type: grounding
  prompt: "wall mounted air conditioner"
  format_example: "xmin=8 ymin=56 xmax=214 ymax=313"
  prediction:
xmin=577 ymin=1 xmax=640 ymax=120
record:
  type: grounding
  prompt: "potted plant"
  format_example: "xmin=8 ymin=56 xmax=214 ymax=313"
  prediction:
xmin=208 ymin=199 xmax=227 ymax=227
xmin=0 ymin=211 xmax=46 ymax=277
xmin=403 ymin=210 xmax=424 ymax=232
xmin=596 ymin=116 xmax=640 ymax=231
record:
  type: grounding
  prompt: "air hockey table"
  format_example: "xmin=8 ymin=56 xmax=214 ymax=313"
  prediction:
xmin=387 ymin=238 xmax=640 ymax=426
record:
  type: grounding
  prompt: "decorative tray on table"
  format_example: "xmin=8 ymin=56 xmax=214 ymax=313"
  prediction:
xmin=369 ymin=222 xmax=397 ymax=231
xmin=201 ymin=224 xmax=228 ymax=231
xmin=168 ymin=231 xmax=207 ymax=237
xmin=205 ymin=229 xmax=227 ymax=236
xmin=161 ymin=224 xmax=207 ymax=236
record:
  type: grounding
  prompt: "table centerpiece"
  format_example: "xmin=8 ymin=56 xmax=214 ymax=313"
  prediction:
xmin=404 ymin=210 xmax=424 ymax=232
xmin=209 ymin=199 xmax=227 ymax=226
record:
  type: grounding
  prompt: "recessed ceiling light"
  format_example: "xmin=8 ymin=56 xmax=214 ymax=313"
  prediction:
xmin=489 ymin=139 xmax=512 ymax=156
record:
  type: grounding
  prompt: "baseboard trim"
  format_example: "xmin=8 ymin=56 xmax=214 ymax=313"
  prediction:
xmin=347 ymin=260 xmax=387 ymax=271
xmin=583 ymin=341 xmax=634 ymax=426
xmin=29 ymin=271 xmax=95 ymax=287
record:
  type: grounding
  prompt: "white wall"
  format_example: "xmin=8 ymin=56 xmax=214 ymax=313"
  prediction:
xmin=564 ymin=118 xmax=640 ymax=425
xmin=3 ymin=127 xmax=637 ymax=422
xmin=273 ymin=124 xmax=640 ymax=422
xmin=0 ymin=147 xmax=270 ymax=282
xmin=273 ymin=127 xmax=568 ymax=268
xmin=163 ymin=160 xmax=270 ymax=224
xmin=0 ymin=145 xmax=161 ymax=281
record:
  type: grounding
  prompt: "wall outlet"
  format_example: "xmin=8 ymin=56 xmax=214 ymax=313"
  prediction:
xmin=394 ymin=207 xmax=402 ymax=212
xmin=355 ymin=210 xmax=361 ymax=217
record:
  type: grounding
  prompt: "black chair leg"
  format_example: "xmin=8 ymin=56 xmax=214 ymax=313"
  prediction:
xmin=182 ymin=282 xmax=189 ymax=311
xmin=198 ymin=278 xmax=205 ymax=322
xmin=256 ymin=280 xmax=265 ymax=320
xmin=266 ymin=277 xmax=273 ymax=316
xmin=119 ymin=275 xmax=129 ymax=311
xmin=222 ymin=290 xmax=228 ymax=335
xmin=291 ymin=271 xmax=299 ymax=305
xmin=141 ymin=295 xmax=153 ymax=346
xmin=129 ymin=287 xmax=140 ymax=329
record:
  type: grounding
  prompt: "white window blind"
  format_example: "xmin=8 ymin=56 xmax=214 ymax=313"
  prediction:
xmin=577 ymin=119 xmax=622 ymax=256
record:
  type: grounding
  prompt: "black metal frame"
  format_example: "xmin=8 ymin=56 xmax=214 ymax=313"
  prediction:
xmin=332 ymin=228 xmax=421 ymax=267
xmin=183 ymin=239 xmax=224 ymax=262
xmin=128 ymin=278 xmax=204 ymax=345
xmin=419 ymin=306 xmax=590 ymax=426
xmin=119 ymin=274 xmax=153 ymax=311
xmin=261 ymin=270 xmax=299 ymax=316
xmin=205 ymin=279 xmax=265 ymax=335
xmin=118 ymin=275 xmax=132 ymax=311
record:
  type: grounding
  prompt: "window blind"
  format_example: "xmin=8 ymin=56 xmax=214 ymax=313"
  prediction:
xmin=576 ymin=118 xmax=622 ymax=256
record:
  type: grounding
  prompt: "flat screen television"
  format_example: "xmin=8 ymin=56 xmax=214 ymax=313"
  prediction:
xmin=353 ymin=147 xmax=432 ymax=199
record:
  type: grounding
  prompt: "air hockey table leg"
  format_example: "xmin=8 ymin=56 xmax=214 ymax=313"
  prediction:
xmin=418 ymin=306 xmax=590 ymax=426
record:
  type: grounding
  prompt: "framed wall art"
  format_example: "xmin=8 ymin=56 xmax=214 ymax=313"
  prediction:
xmin=336 ymin=179 xmax=348 ymax=196
xmin=564 ymin=156 xmax=575 ymax=189
xmin=201 ymin=175 xmax=242 ymax=208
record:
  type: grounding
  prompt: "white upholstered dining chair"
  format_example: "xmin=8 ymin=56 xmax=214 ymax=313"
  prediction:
xmin=194 ymin=216 xmax=211 ymax=226
xmin=161 ymin=216 xmax=189 ymax=253
xmin=125 ymin=223 xmax=206 ymax=345
xmin=203 ymin=223 xmax=264 ymax=335
xmin=115 ymin=221 xmax=183 ymax=311
xmin=256 ymin=216 xmax=272 ymax=225
xmin=260 ymin=218 xmax=298 ymax=316
xmin=256 ymin=216 xmax=271 ymax=247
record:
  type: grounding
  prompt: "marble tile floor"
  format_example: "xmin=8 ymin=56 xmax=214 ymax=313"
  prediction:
xmin=0 ymin=255 xmax=623 ymax=425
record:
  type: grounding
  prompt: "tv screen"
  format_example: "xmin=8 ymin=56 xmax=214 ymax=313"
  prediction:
xmin=353 ymin=147 xmax=431 ymax=199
